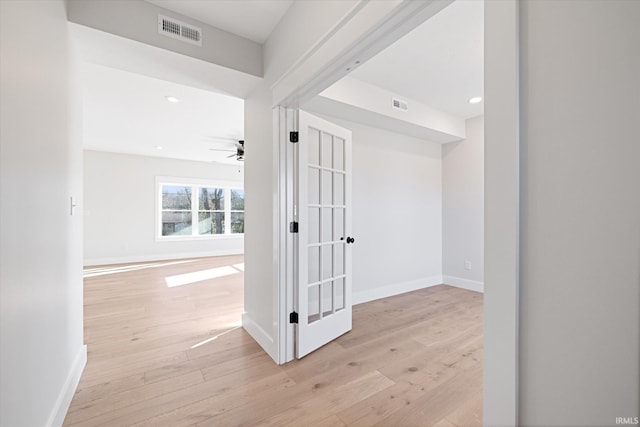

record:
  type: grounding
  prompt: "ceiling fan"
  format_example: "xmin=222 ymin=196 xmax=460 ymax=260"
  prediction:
xmin=205 ymin=136 xmax=245 ymax=161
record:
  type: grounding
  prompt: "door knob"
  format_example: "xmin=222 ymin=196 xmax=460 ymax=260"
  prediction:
xmin=346 ymin=237 xmax=355 ymax=244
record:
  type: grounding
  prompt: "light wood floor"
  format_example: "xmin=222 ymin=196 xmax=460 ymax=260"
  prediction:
xmin=65 ymin=255 xmax=483 ymax=426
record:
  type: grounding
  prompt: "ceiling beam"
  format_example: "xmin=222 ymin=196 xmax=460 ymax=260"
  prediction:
xmin=304 ymin=77 xmax=466 ymax=143
xmin=67 ymin=0 xmax=263 ymax=78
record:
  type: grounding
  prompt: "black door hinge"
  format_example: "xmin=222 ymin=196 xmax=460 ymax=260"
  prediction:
xmin=289 ymin=221 xmax=299 ymax=233
xmin=289 ymin=131 xmax=299 ymax=143
xmin=289 ymin=311 xmax=299 ymax=324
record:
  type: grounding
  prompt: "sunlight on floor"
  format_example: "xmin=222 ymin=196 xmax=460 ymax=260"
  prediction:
xmin=190 ymin=325 xmax=242 ymax=349
xmin=165 ymin=265 xmax=240 ymax=288
xmin=83 ymin=259 xmax=199 ymax=278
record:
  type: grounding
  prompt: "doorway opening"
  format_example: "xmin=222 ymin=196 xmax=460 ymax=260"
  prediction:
xmin=275 ymin=0 xmax=519 ymax=423
xmin=67 ymin=22 xmax=255 ymax=424
xmin=278 ymin=0 xmax=491 ymax=423
xmin=286 ymin=0 xmax=485 ymax=360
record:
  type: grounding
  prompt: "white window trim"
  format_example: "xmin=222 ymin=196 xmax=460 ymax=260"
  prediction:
xmin=155 ymin=176 xmax=244 ymax=241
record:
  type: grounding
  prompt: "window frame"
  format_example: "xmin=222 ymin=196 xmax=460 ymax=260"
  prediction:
xmin=156 ymin=176 xmax=244 ymax=241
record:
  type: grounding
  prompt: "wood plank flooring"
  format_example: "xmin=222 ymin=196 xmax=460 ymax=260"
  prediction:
xmin=65 ymin=256 xmax=483 ymax=426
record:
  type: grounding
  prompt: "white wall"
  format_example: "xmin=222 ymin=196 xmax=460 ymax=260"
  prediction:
xmin=83 ymin=150 xmax=244 ymax=265
xmin=442 ymin=116 xmax=484 ymax=292
xmin=0 ymin=1 xmax=85 ymax=426
xmin=242 ymin=0 xmax=363 ymax=362
xmin=242 ymin=85 xmax=279 ymax=359
xmin=519 ymin=0 xmax=640 ymax=425
xmin=318 ymin=115 xmax=443 ymax=304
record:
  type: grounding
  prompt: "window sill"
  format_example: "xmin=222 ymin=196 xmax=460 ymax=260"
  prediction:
xmin=156 ymin=234 xmax=244 ymax=242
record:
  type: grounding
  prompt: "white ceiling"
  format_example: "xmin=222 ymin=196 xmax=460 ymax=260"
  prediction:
xmin=145 ymin=0 xmax=293 ymax=44
xmin=349 ymin=0 xmax=484 ymax=119
xmin=82 ymin=63 xmax=245 ymax=164
xmin=79 ymin=0 xmax=482 ymax=165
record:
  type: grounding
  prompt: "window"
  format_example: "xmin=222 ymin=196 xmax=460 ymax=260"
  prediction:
xmin=230 ymin=189 xmax=244 ymax=234
xmin=198 ymin=187 xmax=225 ymax=235
xmin=161 ymin=185 xmax=193 ymax=236
xmin=158 ymin=179 xmax=244 ymax=238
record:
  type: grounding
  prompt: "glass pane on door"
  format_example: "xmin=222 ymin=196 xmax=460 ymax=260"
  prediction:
xmin=308 ymin=168 xmax=320 ymax=205
xmin=308 ymin=247 xmax=320 ymax=283
xmin=321 ymin=208 xmax=332 ymax=243
xmin=335 ymin=278 xmax=345 ymax=311
xmin=308 ymin=284 xmax=321 ymax=323
xmin=321 ymin=171 xmax=332 ymax=205
xmin=321 ymin=132 xmax=332 ymax=168
xmin=308 ymin=208 xmax=320 ymax=244
xmin=333 ymin=208 xmax=344 ymax=241
xmin=322 ymin=245 xmax=332 ymax=280
xmin=309 ymin=128 xmax=320 ymax=166
xmin=334 ymin=173 xmax=344 ymax=206
xmin=333 ymin=137 xmax=345 ymax=171
xmin=322 ymin=282 xmax=334 ymax=315
xmin=335 ymin=244 xmax=344 ymax=277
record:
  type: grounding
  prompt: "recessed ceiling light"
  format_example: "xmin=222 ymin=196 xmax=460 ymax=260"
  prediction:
xmin=468 ymin=96 xmax=482 ymax=104
xmin=155 ymin=145 xmax=163 ymax=150
xmin=165 ymin=96 xmax=180 ymax=103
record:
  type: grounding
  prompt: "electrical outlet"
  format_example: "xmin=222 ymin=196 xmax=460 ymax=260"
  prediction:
xmin=464 ymin=260 xmax=472 ymax=271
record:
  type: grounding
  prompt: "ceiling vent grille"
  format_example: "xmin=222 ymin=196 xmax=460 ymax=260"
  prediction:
xmin=158 ymin=14 xmax=202 ymax=46
xmin=392 ymin=98 xmax=409 ymax=112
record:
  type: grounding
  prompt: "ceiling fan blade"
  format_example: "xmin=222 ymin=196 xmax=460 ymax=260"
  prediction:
xmin=204 ymin=135 xmax=243 ymax=144
xmin=226 ymin=153 xmax=237 ymax=158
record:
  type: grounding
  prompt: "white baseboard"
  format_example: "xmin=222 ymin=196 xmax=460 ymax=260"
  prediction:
xmin=443 ymin=275 xmax=484 ymax=293
xmin=242 ymin=313 xmax=277 ymax=364
xmin=353 ymin=275 xmax=443 ymax=305
xmin=47 ymin=344 xmax=87 ymax=427
xmin=84 ymin=249 xmax=244 ymax=267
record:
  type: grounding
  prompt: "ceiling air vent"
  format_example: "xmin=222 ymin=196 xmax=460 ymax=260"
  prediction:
xmin=392 ymin=97 xmax=408 ymax=112
xmin=158 ymin=14 xmax=202 ymax=46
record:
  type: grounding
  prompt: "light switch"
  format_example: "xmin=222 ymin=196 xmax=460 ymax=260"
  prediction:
xmin=70 ymin=196 xmax=77 ymax=216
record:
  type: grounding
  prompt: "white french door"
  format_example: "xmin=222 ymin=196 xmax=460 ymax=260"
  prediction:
xmin=295 ymin=110 xmax=353 ymax=358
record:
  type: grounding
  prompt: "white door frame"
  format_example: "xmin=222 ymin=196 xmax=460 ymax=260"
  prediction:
xmin=274 ymin=1 xmax=520 ymax=424
xmin=483 ymin=2 xmax=520 ymax=425
xmin=275 ymin=107 xmax=296 ymax=363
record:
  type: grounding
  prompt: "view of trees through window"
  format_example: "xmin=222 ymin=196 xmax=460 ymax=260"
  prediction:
xmin=199 ymin=187 xmax=225 ymax=235
xmin=161 ymin=185 xmax=192 ymax=236
xmin=231 ymin=189 xmax=244 ymax=234
xmin=160 ymin=183 xmax=244 ymax=237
